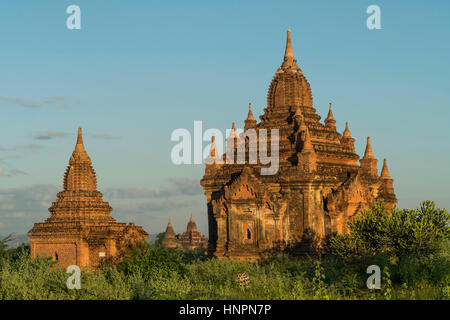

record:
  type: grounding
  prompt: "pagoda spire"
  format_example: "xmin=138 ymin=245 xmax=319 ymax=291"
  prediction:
xmin=247 ymin=103 xmax=255 ymax=121
xmin=360 ymin=137 xmax=378 ymax=176
xmin=343 ymin=122 xmax=352 ymax=138
xmin=284 ymin=29 xmax=294 ymax=61
xmin=205 ymin=136 xmax=222 ymax=165
xmin=380 ymin=158 xmax=395 ymax=202
xmin=75 ymin=126 xmax=85 ymax=151
xmin=187 ymin=213 xmax=197 ymax=232
xmin=363 ymin=137 xmax=375 ymax=159
xmin=381 ymin=158 xmax=391 ymax=178
xmin=245 ymin=103 xmax=257 ymax=131
xmin=65 ymin=127 xmax=96 ymax=191
xmin=281 ymin=29 xmax=299 ymax=69
xmin=230 ymin=122 xmax=237 ymax=137
xmin=325 ymin=103 xmax=336 ymax=128
xmin=297 ymin=127 xmax=317 ymax=172
xmin=340 ymin=122 xmax=355 ymax=152
xmin=161 ymin=217 xmax=179 ymax=248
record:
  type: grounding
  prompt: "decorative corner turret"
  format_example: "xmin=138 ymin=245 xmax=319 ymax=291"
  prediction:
xmin=360 ymin=137 xmax=378 ymax=176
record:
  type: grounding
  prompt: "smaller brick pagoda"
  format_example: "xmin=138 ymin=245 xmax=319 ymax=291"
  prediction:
xmin=161 ymin=214 xmax=207 ymax=250
xmin=28 ymin=127 xmax=148 ymax=269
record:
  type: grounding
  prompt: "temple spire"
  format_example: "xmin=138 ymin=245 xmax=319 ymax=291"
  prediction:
xmin=229 ymin=122 xmax=238 ymax=138
xmin=381 ymin=158 xmax=391 ymax=178
xmin=282 ymin=29 xmax=298 ymax=69
xmin=343 ymin=122 xmax=352 ymax=138
xmin=360 ymin=137 xmax=378 ymax=176
xmin=247 ymin=103 xmax=255 ymax=121
xmin=245 ymin=103 xmax=257 ymax=131
xmin=363 ymin=137 xmax=375 ymax=159
xmin=75 ymin=126 xmax=85 ymax=152
xmin=284 ymin=29 xmax=294 ymax=62
xmin=325 ymin=103 xmax=336 ymax=128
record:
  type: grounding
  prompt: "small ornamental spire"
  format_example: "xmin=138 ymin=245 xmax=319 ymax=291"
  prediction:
xmin=381 ymin=158 xmax=391 ymax=178
xmin=206 ymin=136 xmax=222 ymax=166
xmin=325 ymin=103 xmax=336 ymax=128
xmin=302 ymin=127 xmax=314 ymax=153
xmin=167 ymin=217 xmax=173 ymax=228
xmin=187 ymin=213 xmax=197 ymax=232
xmin=245 ymin=103 xmax=257 ymax=131
xmin=363 ymin=137 xmax=375 ymax=159
xmin=325 ymin=102 xmax=336 ymax=128
xmin=75 ymin=126 xmax=85 ymax=151
xmin=343 ymin=122 xmax=352 ymax=138
xmin=327 ymin=103 xmax=334 ymax=118
xmin=210 ymin=136 xmax=217 ymax=157
xmin=229 ymin=122 xmax=238 ymax=138
xmin=247 ymin=103 xmax=255 ymax=121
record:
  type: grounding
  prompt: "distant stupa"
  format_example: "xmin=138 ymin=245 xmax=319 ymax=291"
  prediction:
xmin=28 ymin=127 xmax=148 ymax=269
xmin=161 ymin=214 xmax=207 ymax=249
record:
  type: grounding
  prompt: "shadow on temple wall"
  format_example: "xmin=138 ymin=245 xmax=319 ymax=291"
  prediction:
xmin=265 ymin=229 xmax=336 ymax=259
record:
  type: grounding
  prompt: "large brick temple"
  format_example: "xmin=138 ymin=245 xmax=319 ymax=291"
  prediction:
xmin=200 ymin=30 xmax=397 ymax=260
xmin=28 ymin=127 xmax=148 ymax=269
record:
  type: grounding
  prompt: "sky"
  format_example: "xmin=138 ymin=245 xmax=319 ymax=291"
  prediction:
xmin=0 ymin=0 xmax=449 ymax=236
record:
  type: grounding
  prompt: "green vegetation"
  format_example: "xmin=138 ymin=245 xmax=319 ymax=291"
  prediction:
xmin=0 ymin=201 xmax=448 ymax=300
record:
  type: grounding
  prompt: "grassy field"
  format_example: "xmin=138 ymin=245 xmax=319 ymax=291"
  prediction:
xmin=0 ymin=201 xmax=448 ymax=300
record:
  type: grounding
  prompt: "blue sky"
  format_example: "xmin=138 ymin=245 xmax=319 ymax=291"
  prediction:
xmin=0 ymin=0 xmax=449 ymax=236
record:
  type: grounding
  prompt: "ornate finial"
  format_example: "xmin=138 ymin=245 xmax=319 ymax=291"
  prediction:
xmin=229 ymin=122 xmax=238 ymax=139
xmin=190 ymin=213 xmax=194 ymax=222
xmin=325 ymin=103 xmax=335 ymax=127
xmin=343 ymin=122 xmax=352 ymax=138
xmin=247 ymin=103 xmax=255 ymax=121
xmin=168 ymin=217 xmax=172 ymax=227
xmin=206 ymin=135 xmax=222 ymax=165
xmin=381 ymin=158 xmax=391 ymax=178
xmin=284 ymin=29 xmax=294 ymax=62
xmin=75 ymin=126 xmax=85 ymax=151
xmin=363 ymin=137 xmax=375 ymax=159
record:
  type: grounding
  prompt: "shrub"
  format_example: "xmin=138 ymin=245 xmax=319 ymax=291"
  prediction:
xmin=329 ymin=201 xmax=449 ymax=260
xmin=117 ymin=243 xmax=187 ymax=279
